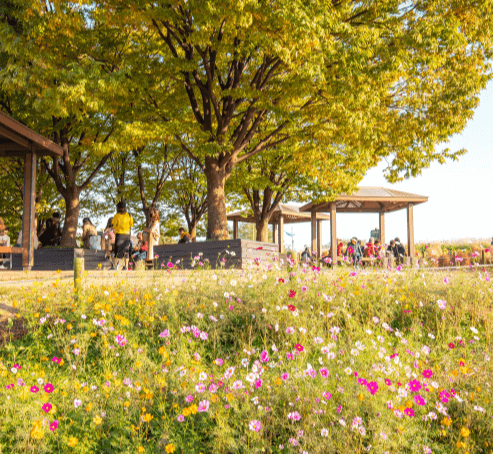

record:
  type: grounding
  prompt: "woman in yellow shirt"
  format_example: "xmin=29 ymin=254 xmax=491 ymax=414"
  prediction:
xmin=112 ymin=201 xmax=133 ymax=270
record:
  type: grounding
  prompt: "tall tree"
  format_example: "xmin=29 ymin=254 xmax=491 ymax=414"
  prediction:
xmin=95 ymin=0 xmax=493 ymax=240
xmin=0 ymin=1 xmax=132 ymax=245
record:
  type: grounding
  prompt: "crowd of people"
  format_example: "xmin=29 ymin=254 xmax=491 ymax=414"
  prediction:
xmin=301 ymin=236 xmax=408 ymax=268
xmin=0 ymin=202 xmax=195 ymax=271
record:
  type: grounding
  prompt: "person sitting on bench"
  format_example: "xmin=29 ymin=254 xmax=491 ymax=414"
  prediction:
xmin=178 ymin=227 xmax=191 ymax=244
xmin=0 ymin=226 xmax=10 ymax=270
xmin=131 ymin=233 xmax=148 ymax=262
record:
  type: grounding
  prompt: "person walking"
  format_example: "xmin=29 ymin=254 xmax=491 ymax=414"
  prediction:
xmin=112 ymin=201 xmax=133 ymax=270
xmin=143 ymin=208 xmax=160 ymax=258
xmin=103 ymin=217 xmax=115 ymax=261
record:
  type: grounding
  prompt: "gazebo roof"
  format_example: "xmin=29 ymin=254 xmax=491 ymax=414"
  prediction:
xmin=228 ymin=203 xmax=331 ymax=224
xmin=0 ymin=111 xmax=64 ymax=158
xmin=300 ymin=187 xmax=428 ymax=213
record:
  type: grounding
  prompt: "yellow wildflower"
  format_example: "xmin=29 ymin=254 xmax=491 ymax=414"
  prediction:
xmin=460 ymin=427 xmax=470 ymax=438
xmin=68 ymin=436 xmax=78 ymax=447
xmin=165 ymin=444 xmax=175 ymax=453
xmin=93 ymin=415 xmax=103 ymax=426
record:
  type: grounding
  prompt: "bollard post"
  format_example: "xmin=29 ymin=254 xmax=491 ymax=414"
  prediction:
xmin=482 ymin=250 xmax=486 ymax=265
xmin=74 ymin=257 xmax=84 ymax=300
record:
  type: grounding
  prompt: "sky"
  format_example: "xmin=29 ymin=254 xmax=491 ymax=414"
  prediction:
xmin=273 ymin=80 xmax=493 ymax=251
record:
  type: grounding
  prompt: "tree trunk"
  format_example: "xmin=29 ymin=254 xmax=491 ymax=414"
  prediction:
xmin=205 ymin=160 xmax=229 ymax=240
xmin=255 ymin=218 xmax=270 ymax=242
xmin=190 ymin=224 xmax=197 ymax=242
xmin=60 ymin=188 xmax=80 ymax=247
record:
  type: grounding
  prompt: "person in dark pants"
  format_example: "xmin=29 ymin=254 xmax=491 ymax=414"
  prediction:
xmin=394 ymin=237 xmax=407 ymax=264
xmin=112 ymin=201 xmax=133 ymax=270
xmin=39 ymin=212 xmax=62 ymax=247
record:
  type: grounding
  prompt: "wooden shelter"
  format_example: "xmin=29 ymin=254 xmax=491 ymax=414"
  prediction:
xmin=227 ymin=203 xmax=330 ymax=253
xmin=300 ymin=187 xmax=428 ymax=264
xmin=0 ymin=111 xmax=64 ymax=270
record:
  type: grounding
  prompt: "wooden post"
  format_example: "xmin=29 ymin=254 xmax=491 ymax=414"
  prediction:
xmin=22 ymin=151 xmax=36 ymax=270
xmin=407 ymin=203 xmax=415 ymax=264
xmin=311 ymin=210 xmax=317 ymax=255
xmin=233 ymin=220 xmax=239 ymax=239
xmin=272 ymin=223 xmax=277 ymax=244
xmin=317 ymin=219 xmax=322 ymax=258
xmin=74 ymin=257 xmax=84 ymax=299
xmin=278 ymin=215 xmax=284 ymax=253
xmin=482 ymin=249 xmax=486 ymax=265
xmin=379 ymin=211 xmax=385 ymax=244
xmin=330 ymin=202 xmax=337 ymax=267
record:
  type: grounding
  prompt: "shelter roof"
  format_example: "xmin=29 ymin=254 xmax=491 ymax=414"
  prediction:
xmin=300 ymin=187 xmax=428 ymax=214
xmin=0 ymin=111 xmax=64 ymax=158
xmin=227 ymin=203 xmax=330 ymax=224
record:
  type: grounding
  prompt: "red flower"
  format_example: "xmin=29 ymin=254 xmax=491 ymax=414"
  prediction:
xmin=288 ymin=290 xmax=296 ymax=298
xmin=448 ymin=343 xmax=455 ymax=349
xmin=278 ymin=278 xmax=285 ymax=283
xmin=256 ymin=247 xmax=263 ymax=250
xmin=288 ymin=305 xmax=296 ymax=312
xmin=295 ymin=343 xmax=304 ymax=352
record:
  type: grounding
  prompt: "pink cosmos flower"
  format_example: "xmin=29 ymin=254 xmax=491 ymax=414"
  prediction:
xmin=44 ymin=383 xmax=54 ymax=394
xmin=249 ymin=420 xmax=262 ymax=432
xmin=30 ymin=386 xmax=39 ymax=393
xmin=414 ymin=394 xmax=426 ymax=406
xmin=422 ymin=369 xmax=433 ymax=378
xmin=287 ymin=412 xmax=301 ymax=421
xmin=384 ymin=379 xmax=392 ymax=386
xmin=42 ymin=403 xmax=53 ymax=413
xmin=439 ymin=390 xmax=450 ymax=403
xmin=209 ymin=383 xmax=218 ymax=392
xmin=367 ymin=381 xmax=378 ymax=395
xmin=177 ymin=415 xmax=185 ymax=422
xmin=185 ymin=395 xmax=194 ymax=403
xmin=159 ymin=330 xmax=170 ymax=338
xmin=404 ymin=407 xmax=415 ymax=417
xmin=286 ymin=353 xmax=294 ymax=360
xmin=195 ymin=383 xmax=205 ymax=393
xmin=336 ymin=405 xmax=342 ymax=414
xmin=301 ymin=286 xmax=308 ymax=292
xmin=408 ymin=379 xmax=422 ymax=392
xmin=167 ymin=262 xmax=173 ymax=268
xmin=260 ymin=350 xmax=269 ymax=363
xmin=49 ymin=420 xmax=58 ymax=431
xmin=214 ymin=358 xmax=223 ymax=366
xmin=319 ymin=367 xmax=329 ymax=377
xmin=198 ymin=400 xmax=210 ymax=412
xmin=254 ymin=379 xmax=263 ymax=389
xmin=295 ymin=344 xmax=304 ymax=352
xmin=281 ymin=373 xmax=290 ymax=381
xmin=51 ymin=357 xmax=61 ymax=364
xmin=443 ymin=277 xmax=449 ymax=284
xmin=288 ymin=290 xmax=296 ymax=298
xmin=323 ymin=392 xmax=332 ymax=400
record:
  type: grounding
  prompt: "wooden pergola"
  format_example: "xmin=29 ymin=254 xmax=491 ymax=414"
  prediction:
xmin=300 ymin=187 xmax=428 ymax=264
xmin=0 ymin=111 xmax=64 ymax=270
xmin=227 ymin=203 xmax=330 ymax=253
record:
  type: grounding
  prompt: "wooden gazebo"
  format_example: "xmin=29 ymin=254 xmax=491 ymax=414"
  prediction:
xmin=300 ymin=187 xmax=428 ymax=264
xmin=0 ymin=111 xmax=64 ymax=270
xmin=227 ymin=203 xmax=330 ymax=253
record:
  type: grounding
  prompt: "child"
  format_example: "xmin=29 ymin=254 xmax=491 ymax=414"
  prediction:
xmin=131 ymin=233 xmax=148 ymax=262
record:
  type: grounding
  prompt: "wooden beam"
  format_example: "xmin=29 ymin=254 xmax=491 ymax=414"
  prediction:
xmin=407 ymin=203 xmax=415 ymax=264
xmin=0 ymin=124 xmax=30 ymax=149
xmin=22 ymin=151 xmax=36 ymax=270
xmin=330 ymin=202 xmax=337 ymax=266
xmin=311 ymin=210 xmax=317 ymax=254
xmin=278 ymin=214 xmax=284 ymax=253
xmin=272 ymin=222 xmax=277 ymax=244
xmin=0 ymin=143 xmax=28 ymax=152
xmin=233 ymin=220 xmax=239 ymax=239
xmin=379 ymin=211 xmax=385 ymax=244
xmin=317 ymin=219 xmax=322 ymax=258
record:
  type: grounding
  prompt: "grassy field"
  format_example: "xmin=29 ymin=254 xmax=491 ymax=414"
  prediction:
xmin=0 ymin=265 xmax=491 ymax=454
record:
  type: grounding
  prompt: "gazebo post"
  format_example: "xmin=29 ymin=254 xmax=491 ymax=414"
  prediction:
xmin=233 ymin=220 xmax=238 ymax=240
xmin=317 ymin=219 xmax=322 ymax=258
xmin=379 ymin=211 xmax=385 ymax=244
xmin=311 ymin=210 xmax=317 ymax=254
xmin=330 ymin=202 xmax=337 ymax=266
xmin=407 ymin=203 xmax=415 ymax=264
xmin=278 ymin=214 xmax=284 ymax=253
xmin=272 ymin=222 xmax=277 ymax=244
xmin=22 ymin=150 xmax=36 ymax=270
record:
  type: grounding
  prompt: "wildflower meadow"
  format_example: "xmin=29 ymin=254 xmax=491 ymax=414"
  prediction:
xmin=0 ymin=263 xmax=492 ymax=454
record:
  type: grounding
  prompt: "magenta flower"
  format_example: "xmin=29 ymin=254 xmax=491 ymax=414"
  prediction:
xmin=254 ymin=379 xmax=263 ymax=389
xmin=422 ymin=369 xmax=433 ymax=378
xmin=323 ymin=392 xmax=332 ymax=400
xmin=367 ymin=381 xmax=379 ymax=395
xmin=49 ymin=420 xmax=58 ymax=431
xmin=384 ymin=379 xmax=392 ymax=386
xmin=214 ymin=358 xmax=223 ymax=366
xmin=439 ymin=390 xmax=450 ymax=403
xmin=44 ymin=383 xmax=54 ymax=394
xmin=167 ymin=262 xmax=173 ymax=268
xmin=295 ymin=344 xmax=304 ymax=352
xmin=281 ymin=373 xmax=290 ymax=381
xmin=336 ymin=405 xmax=342 ymax=414
xmin=404 ymin=407 xmax=415 ymax=417
xmin=287 ymin=411 xmax=301 ymax=421
xmin=30 ymin=386 xmax=39 ymax=393
xmin=185 ymin=395 xmax=194 ymax=403
xmin=408 ymin=379 xmax=422 ymax=392
xmin=319 ymin=367 xmax=329 ymax=377
xmin=260 ymin=350 xmax=269 ymax=363
xmin=301 ymin=286 xmax=308 ymax=292
xmin=51 ymin=357 xmax=61 ymax=364
xmin=414 ymin=394 xmax=426 ymax=406
xmin=42 ymin=403 xmax=53 ymax=413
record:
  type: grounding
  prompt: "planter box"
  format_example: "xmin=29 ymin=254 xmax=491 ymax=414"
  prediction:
xmin=12 ymin=248 xmax=109 ymax=271
xmin=153 ymin=239 xmax=282 ymax=270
